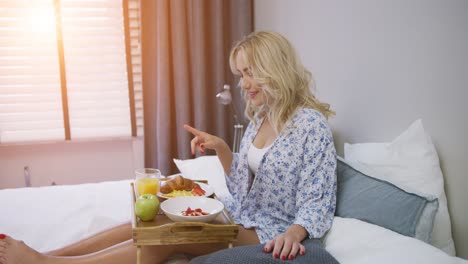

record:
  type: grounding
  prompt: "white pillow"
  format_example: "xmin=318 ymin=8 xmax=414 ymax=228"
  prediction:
xmin=173 ymin=155 xmax=230 ymax=198
xmin=344 ymin=119 xmax=455 ymax=255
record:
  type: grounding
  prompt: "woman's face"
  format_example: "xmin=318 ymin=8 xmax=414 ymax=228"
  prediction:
xmin=236 ymin=51 xmax=265 ymax=107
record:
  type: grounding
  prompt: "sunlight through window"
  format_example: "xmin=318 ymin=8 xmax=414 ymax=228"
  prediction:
xmin=0 ymin=0 xmax=142 ymax=143
xmin=25 ymin=7 xmax=56 ymax=35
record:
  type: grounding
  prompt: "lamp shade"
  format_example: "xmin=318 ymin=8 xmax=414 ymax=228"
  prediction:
xmin=216 ymin=84 xmax=232 ymax=105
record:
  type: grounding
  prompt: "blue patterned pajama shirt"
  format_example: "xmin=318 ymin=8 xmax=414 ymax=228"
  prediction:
xmin=219 ymin=108 xmax=337 ymax=243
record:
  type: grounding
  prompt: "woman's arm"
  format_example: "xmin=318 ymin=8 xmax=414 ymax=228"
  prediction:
xmin=214 ymin=140 xmax=233 ymax=175
xmin=264 ymin=118 xmax=337 ymax=260
xmin=293 ymin=130 xmax=336 ymax=239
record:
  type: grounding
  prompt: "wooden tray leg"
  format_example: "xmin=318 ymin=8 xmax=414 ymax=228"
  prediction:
xmin=136 ymin=245 xmax=141 ymax=264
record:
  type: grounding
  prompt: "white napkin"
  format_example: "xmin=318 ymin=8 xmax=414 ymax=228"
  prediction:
xmin=173 ymin=156 xmax=229 ymax=198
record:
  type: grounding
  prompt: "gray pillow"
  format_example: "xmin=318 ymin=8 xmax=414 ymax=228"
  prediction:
xmin=335 ymin=158 xmax=438 ymax=243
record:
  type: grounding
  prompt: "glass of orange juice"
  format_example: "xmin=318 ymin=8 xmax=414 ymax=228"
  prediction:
xmin=135 ymin=168 xmax=161 ymax=196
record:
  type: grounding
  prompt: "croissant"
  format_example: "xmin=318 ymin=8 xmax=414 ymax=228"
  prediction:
xmin=160 ymin=175 xmax=200 ymax=194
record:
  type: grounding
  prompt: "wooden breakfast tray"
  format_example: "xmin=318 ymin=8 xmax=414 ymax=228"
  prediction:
xmin=130 ymin=182 xmax=239 ymax=246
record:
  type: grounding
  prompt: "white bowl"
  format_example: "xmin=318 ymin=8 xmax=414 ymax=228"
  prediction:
xmin=160 ymin=196 xmax=224 ymax=223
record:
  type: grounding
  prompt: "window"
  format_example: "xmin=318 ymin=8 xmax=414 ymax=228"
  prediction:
xmin=0 ymin=0 xmax=142 ymax=144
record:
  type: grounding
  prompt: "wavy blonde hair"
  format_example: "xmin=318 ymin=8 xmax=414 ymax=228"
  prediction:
xmin=229 ymin=31 xmax=334 ymax=133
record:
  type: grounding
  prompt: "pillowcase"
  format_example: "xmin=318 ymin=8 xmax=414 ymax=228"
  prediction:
xmin=335 ymin=157 xmax=438 ymax=243
xmin=344 ymin=119 xmax=455 ymax=255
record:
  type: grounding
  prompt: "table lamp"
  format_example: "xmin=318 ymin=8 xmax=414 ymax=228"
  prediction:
xmin=216 ymin=84 xmax=243 ymax=153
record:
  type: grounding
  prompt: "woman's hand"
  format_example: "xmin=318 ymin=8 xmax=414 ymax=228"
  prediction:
xmin=183 ymin=124 xmax=233 ymax=175
xmin=264 ymin=224 xmax=307 ymax=261
xmin=183 ymin=124 xmax=223 ymax=155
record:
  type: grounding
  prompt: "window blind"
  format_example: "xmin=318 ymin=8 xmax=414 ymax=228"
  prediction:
xmin=60 ymin=0 xmax=131 ymax=138
xmin=0 ymin=0 xmax=139 ymax=143
xmin=0 ymin=0 xmax=64 ymax=143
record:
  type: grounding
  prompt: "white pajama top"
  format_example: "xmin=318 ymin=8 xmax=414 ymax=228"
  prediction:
xmin=220 ymin=108 xmax=337 ymax=243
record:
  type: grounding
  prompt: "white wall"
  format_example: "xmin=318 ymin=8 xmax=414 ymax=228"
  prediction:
xmin=0 ymin=138 xmax=144 ymax=188
xmin=255 ymin=0 xmax=467 ymax=259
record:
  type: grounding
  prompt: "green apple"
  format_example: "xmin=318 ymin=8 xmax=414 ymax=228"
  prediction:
xmin=135 ymin=194 xmax=159 ymax=221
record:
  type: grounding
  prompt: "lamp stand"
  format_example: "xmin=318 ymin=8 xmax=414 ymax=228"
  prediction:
xmin=230 ymin=104 xmax=243 ymax=153
xmin=233 ymin=123 xmax=244 ymax=153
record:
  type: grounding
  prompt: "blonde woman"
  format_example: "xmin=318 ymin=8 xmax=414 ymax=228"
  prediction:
xmin=0 ymin=31 xmax=337 ymax=264
xmin=185 ymin=31 xmax=337 ymax=263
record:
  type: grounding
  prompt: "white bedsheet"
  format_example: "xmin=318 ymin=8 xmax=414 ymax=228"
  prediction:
xmin=1 ymin=180 xmax=466 ymax=264
xmin=0 ymin=180 xmax=133 ymax=252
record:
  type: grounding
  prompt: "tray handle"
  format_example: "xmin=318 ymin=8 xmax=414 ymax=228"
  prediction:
xmin=170 ymin=225 xmax=204 ymax=233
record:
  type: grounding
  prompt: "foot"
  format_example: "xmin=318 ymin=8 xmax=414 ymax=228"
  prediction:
xmin=0 ymin=234 xmax=47 ymax=264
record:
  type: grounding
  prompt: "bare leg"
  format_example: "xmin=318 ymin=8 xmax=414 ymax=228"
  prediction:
xmin=46 ymin=222 xmax=132 ymax=256
xmin=0 ymin=226 xmax=260 ymax=264
xmin=46 ymin=221 xmax=259 ymax=257
xmin=0 ymin=235 xmax=136 ymax=264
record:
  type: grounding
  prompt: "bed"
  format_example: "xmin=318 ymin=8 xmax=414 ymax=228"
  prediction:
xmin=1 ymin=120 xmax=467 ymax=264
